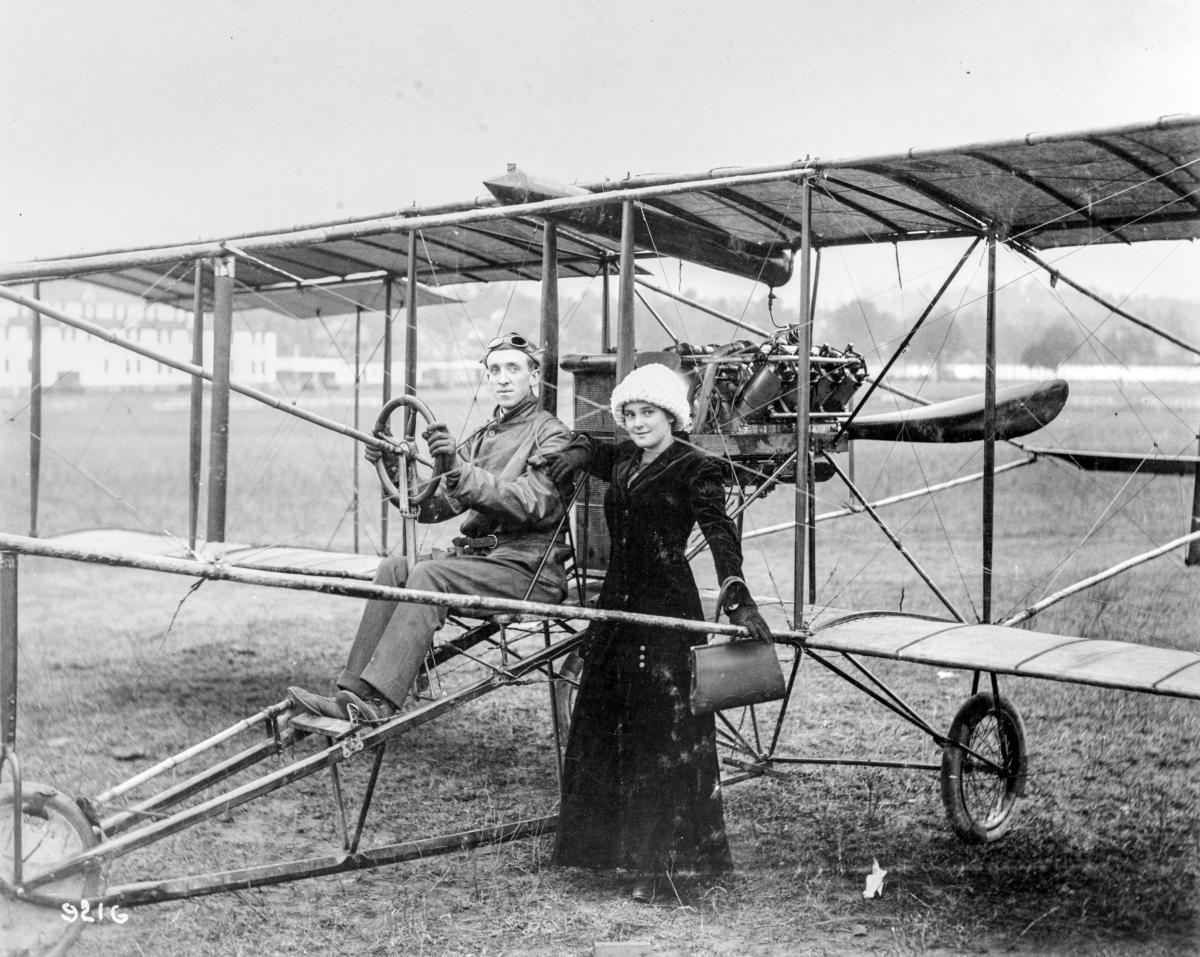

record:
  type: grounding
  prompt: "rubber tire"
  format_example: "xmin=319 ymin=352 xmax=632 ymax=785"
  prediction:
xmin=0 ymin=781 xmax=104 ymax=957
xmin=940 ymin=692 xmax=1028 ymax=844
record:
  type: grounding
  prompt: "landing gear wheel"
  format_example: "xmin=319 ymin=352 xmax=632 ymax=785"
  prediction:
xmin=0 ymin=781 xmax=105 ymax=957
xmin=940 ymin=692 xmax=1027 ymax=844
xmin=372 ymin=395 xmax=454 ymax=510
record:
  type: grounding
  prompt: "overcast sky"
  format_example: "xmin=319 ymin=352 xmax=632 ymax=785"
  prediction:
xmin=3 ymin=0 xmax=1198 ymax=301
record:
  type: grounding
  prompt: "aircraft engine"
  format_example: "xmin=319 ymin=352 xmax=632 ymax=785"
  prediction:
xmin=680 ymin=328 xmax=867 ymax=435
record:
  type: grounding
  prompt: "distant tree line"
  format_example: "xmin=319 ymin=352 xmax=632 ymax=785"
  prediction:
xmin=247 ymin=281 xmax=1198 ymax=372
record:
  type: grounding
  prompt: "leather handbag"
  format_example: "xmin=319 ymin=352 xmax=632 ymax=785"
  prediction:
xmin=690 ymin=638 xmax=786 ymax=716
xmin=689 ymin=577 xmax=785 ymax=716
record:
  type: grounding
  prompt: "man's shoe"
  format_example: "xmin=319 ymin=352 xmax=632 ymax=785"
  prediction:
xmin=335 ymin=690 xmax=397 ymax=724
xmin=630 ymin=877 xmax=657 ymax=904
xmin=288 ymin=686 xmax=350 ymax=720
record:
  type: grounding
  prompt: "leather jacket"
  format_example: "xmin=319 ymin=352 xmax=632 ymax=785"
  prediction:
xmin=419 ymin=394 xmax=571 ymax=553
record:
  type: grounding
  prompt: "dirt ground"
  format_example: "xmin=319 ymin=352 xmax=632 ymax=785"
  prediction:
xmin=3 ymin=559 xmax=1199 ymax=957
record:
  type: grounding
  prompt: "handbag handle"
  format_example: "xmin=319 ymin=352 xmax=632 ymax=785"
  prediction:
xmin=714 ymin=576 xmax=745 ymax=623
xmin=714 ymin=575 xmax=766 ymax=643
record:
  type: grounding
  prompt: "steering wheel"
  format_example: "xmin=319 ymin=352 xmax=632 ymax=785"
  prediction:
xmin=372 ymin=395 xmax=456 ymax=510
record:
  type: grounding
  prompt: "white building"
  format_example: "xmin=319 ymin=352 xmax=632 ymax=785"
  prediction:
xmin=1 ymin=302 xmax=276 ymax=394
xmin=274 ymin=355 xmax=483 ymax=393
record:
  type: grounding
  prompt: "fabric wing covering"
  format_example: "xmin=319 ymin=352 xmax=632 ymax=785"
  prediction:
xmin=647 ymin=115 xmax=1200 ymax=250
xmin=60 ymin=219 xmax=625 ymax=317
xmin=2 ymin=116 xmax=1196 ymax=298
xmin=810 ymin=611 xmax=1200 ymax=701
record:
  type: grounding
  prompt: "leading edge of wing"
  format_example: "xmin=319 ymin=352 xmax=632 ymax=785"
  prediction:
xmin=46 ymin=528 xmax=384 ymax=580
xmin=809 ymin=611 xmax=1200 ymax=701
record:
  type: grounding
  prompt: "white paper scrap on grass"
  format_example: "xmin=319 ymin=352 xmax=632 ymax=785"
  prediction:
xmin=863 ymin=858 xmax=887 ymax=898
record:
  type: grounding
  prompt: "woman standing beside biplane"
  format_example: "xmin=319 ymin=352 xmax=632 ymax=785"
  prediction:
xmin=534 ymin=363 xmax=771 ymax=903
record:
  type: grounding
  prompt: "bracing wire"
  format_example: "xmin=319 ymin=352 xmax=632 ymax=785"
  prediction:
xmin=11 ymin=144 xmax=1197 ymax=639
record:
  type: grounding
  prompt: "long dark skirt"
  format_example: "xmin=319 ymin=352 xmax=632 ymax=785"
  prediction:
xmin=553 ymin=623 xmax=732 ymax=876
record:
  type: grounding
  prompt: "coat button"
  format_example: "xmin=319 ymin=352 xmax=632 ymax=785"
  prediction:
xmin=487 ymin=429 xmax=496 ymax=437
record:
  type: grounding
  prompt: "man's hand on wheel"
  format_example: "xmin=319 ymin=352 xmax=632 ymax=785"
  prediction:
xmin=366 ymin=428 xmax=398 ymax=470
xmin=422 ymin=421 xmax=456 ymax=460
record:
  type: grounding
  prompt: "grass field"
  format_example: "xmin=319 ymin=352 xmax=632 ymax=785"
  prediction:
xmin=1 ymin=379 xmax=1198 ymax=956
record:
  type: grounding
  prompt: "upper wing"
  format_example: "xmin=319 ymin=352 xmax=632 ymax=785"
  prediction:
xmin=4 ymin=116 xmax=1197 ymax=293
xmin=808 ymin=610 xmax=1200 ymax=701
xmin=641 ymin=115 xmax=1200 ymax=254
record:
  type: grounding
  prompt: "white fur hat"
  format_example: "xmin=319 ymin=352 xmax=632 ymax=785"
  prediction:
xmin=610 ymin=362 xmax=693 ymax=432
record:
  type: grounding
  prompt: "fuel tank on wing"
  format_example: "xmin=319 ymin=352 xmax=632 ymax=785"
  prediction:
xmin=483 ymin=168 xmax=794 ymax=288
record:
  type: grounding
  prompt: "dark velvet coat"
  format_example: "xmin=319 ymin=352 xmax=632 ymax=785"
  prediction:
xmin=553 ymin=435 xmax=754 ymax=876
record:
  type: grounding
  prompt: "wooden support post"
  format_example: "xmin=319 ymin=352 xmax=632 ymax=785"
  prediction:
xmin=381 ymin=277 xmax=394 ymax=554
xmin=353 ymin=306 xmax=362 ymax=555
xmin=982 ymin=236 xmax=997 ymax=622
xmin=28 ymin=281 xmax=41 ymax=537
xmin=806 ymin=245 xmax=822 ymax=604
xmin=794 ymin=180 xmax=813 ymax=625
xmin=616 ymin=201 xmax=636 ymax=384
xmin=403 ymin=234 xmax=420 ymax=567
xmin=188 ymin=262 xmax=205 ymax=550
xmin=205 ymin=256 xmax=234 ymax=546
xmin=601 ymin=256 xmax=611 ymax=353
xmin=1188 ymin=421 xmax=1200 ymax=566
xmin=382 ymin=277 xmax=394 ymax=404
xmin=1 ymin=552 xmax=16 ymax=751
xmin=404 ymin=236 xmax=418 ymax=400
xmin=540 ymin=222 xmax=560 ymax=413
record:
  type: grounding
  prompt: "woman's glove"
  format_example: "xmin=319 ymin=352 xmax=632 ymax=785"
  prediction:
xmin=530 ymin=436 xmax=591 ymax=483
xmin=729 ymin=604 xmax=772 ymax=642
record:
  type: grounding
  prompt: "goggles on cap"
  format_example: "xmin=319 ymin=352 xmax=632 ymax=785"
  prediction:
xmin=482 ymin=332 xmax=540 ymax=366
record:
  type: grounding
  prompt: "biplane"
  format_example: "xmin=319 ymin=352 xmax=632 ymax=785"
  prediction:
xmin=1 ymin=114 xmax=1199 ymax=955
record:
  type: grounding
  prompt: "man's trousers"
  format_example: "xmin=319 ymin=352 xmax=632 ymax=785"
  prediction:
xmin=338 ymin=548 xmax=565 ymax=706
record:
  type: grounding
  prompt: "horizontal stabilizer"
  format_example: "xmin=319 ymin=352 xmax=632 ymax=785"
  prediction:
xmin=846 ymin=380 xmax=1068 ymax=443
xmin=1022 ymin=447 xmax=1200 ymax=475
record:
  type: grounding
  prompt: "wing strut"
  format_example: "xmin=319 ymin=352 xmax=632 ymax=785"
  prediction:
xmin=821 ymin=453 xmax=967 ymax=622
xmin=795 ymin=181 xmax=814 ymax=618
xmin=833 ymin=237 xmax=982 ymax=444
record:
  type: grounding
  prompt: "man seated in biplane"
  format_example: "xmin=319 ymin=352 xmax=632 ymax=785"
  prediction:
xmin=290 ymin=332 xmax=573 ymax=722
